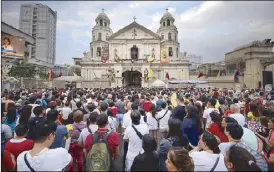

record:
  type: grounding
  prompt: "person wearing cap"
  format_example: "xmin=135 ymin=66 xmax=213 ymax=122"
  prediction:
xmin=131 ymin=134 xmax=159 ymax=171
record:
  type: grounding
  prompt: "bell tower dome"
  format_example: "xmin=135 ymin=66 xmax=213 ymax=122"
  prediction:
xmin=90 ymin=9 xmax=113 ymax=59
xmin=157 ymin=8 xmax=180 ymax=60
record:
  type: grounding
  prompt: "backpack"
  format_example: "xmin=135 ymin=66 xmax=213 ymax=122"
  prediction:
xmin=86 ymin=131 xmax=113 ymax=171
xmin=69 ymin=124 xmax=82 ymax=142
xmin=235 ymin=142 xmax=268 ymax=171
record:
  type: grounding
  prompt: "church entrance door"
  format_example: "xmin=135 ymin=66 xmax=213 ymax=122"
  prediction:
xmin=122 ymin=71 xmax=142 ymax=87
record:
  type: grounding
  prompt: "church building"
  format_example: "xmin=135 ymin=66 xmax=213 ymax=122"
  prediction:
xmin=76 ymin=9 xmax=190 ymax=88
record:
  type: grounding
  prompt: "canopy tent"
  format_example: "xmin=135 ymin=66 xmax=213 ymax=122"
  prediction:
xmin=151 ymin=79 xmax=166 ymax=88
xmin=54 ymin=76 xmax=83 ymax=82
xmin=168 ymin=80 xmax=208 ymax=84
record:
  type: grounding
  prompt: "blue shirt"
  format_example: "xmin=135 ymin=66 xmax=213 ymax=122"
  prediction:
xmin=50 ymin=125 xmax=68 ymax=149
xmin=181 ymin=118 xmax=200 ymax=147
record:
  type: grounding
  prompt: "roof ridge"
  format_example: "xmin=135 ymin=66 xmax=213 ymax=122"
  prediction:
xmin=108 ymin=21 xmax=160 ymax=40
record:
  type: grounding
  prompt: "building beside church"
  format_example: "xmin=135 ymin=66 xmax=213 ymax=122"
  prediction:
xmin=76 ymin=9 xmax=190 ymax=88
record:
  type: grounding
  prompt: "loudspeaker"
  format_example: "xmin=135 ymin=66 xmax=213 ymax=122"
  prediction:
xmin=262 ymin=71 xmax=273 ymax=88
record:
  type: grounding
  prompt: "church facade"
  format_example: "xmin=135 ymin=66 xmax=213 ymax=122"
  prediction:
xmin=77 ymin=9 xmax=190 ymax=88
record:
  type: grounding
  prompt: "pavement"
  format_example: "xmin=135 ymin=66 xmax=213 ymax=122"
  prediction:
xmin=114 ymin=134 xmax=125 ymax=171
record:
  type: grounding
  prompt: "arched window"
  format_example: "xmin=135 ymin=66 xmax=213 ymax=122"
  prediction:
xmin=163 ymin=22 xmax=165 ymax=26
xmin=104 ymin=22 xmax=107 ymax=27
xmin=168 ymin=33 xmax=172 ymax=40
xmin=100 ymin=19 xmax=103 ymax=26
xmin=91 ymin=47 xmax=93 ymax=57
xmin=167 ymin=19 xmax=170 ymax=26
xmin=175 ymin=34 xmax=177 ymax=41
xmin=169 ymin=47 xmax=173 ymax=56
xmin=106 ymin=33 xmax=108 ymax=40
xmin=176 ymin=48 xmax=178 ymax=57
xmin=161 ymin=34 xmax=164 ymax=40
xmin=98 ymin=33 xmax=102 ymax=40
xmin=97 ymin=47 xmax=101 ymax=57
xmin=93 ymin=35 xmax=95 ymax=40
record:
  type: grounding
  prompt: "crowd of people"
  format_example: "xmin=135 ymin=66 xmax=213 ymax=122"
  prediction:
xmin=1 ymin=86 xmax=274 ymax=171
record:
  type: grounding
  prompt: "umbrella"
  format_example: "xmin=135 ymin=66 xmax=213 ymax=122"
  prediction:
xmin=151 ymin=79 xmax=166 ymax=88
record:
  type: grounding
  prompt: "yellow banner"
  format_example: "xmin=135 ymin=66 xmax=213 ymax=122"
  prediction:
xmin=161 ymin=49 xmax=168 ymax=64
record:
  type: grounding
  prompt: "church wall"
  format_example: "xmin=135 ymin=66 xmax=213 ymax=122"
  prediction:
xmin=109 ymin=40 xmax=161 ymax=61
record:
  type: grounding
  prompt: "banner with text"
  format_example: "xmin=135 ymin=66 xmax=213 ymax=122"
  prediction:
xmin=101 ymin=43 xmax=109 ymax=63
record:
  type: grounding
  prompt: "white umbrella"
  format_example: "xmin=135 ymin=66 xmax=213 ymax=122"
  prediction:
xmin=152 ymin=79 xmax=166 ymax=88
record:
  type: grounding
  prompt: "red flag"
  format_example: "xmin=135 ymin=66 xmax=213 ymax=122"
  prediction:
xmin=166 ymin=72 xmax=170 ymax=80
xmin=197 ymin=73 xmax=205 ymax=78
xmin=58 ymin=73 xmax=62 ymax=77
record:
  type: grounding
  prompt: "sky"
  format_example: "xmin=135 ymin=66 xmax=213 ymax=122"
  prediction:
xmin=2 ymin=1 xmax=274 ymax=65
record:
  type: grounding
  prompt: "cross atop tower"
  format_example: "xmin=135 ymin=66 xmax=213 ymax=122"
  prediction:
xmin=102 ymin=8 xmax=105 ymax=12
xmin=166 ymin=8 xmax=168 ymax=12
xmin=133 ymin=16 xmax=136 ymax=22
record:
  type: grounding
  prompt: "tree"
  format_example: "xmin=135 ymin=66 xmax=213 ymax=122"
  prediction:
xmin=9 ymin=61 xmax=37 ymax=78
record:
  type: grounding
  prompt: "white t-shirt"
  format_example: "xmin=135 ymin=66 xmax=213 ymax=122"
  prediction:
xmin=229 ymin=113 xmax=246 ymax=127
xmin=146 ymin=112 xmax=158 ymax=130
xmin=17 ymin=148 xmax=71 ymax=171
xmin=122 ymin=111 xmax=132 ymax=129
xmin=156 ymin=109 xmax=171 ymax=130
xmin=61 ymin=107 xmax=72 ymax=120
xmin=190 ymin=151 xmax=227 ymax=171
xmin=78 ymin=124 xmax=98 ymax=144
xmin=203 ymin=108 xmax=218 ymax=128
xmin=122 ymin=111 xmax=145 ymax=129
xmin=124 ymin=123 xmax=149 ymax=161
xmin=219 ymin=142 xmax=234 ymax=157
xmin=242 ymin=127 xmax=258 ymax=151
xmin=107 ymin=116 xmax=117 ymax=132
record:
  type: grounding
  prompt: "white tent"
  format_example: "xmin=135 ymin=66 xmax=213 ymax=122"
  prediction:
xmin=151 ymin=79 xmax=166 ymax=88
xmin=54 ymin=76 xmax=83 ymax=82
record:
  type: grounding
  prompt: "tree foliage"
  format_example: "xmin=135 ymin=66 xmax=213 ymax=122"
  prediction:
xmin=9 ymin=61 xmax=37 ymax=78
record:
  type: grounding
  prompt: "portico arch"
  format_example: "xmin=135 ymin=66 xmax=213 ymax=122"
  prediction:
xmin=122 ymin=70 xmax=142 ymax=87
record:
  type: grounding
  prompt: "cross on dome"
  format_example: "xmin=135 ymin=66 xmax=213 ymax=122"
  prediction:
xmin=166 ymin=8 xmax=168 ymax=12
xmin=102 ymin=8 xmax=105 ymax=12
xmin=133 ymin=16 xmax=136 ymax=21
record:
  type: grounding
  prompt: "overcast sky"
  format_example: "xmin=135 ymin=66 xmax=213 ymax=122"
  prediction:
xmin=2 ymin=1 xmax=274 ymax=64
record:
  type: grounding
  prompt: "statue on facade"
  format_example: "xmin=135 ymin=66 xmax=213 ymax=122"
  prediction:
xmin=131 ymin=45 xmax=138 ymax=60
xmin=144 ymin=68 xmax=148 ymax=81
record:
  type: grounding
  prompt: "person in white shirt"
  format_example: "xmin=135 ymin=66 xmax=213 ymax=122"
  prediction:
xmin=156 ymin=102 xmax=171 ymax=140
xmin=122 ymin=102 xmax=132 ymax=130
xmin=189 ymin=132 xmax=227 ymax=171
xmin=61 ymin=101 xmax=72 ymax=120
xmin=124 ymin=110 xmax=149 ymax=171
xmin=107 ymin=109 xmax=117 ymax=132
xmin=146 ymin=104 xmax=158 ymax=141
xmin=203 ymin=98 xmax=219 ymax=129
xmin=78 ymin=112 xmax=98 ymax=146
xmin=17 ymin=120 xmax=71 ymax=171
xmin=229 ymin=104 xmax=246 ymax=127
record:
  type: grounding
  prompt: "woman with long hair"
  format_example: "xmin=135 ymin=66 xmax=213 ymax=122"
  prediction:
xmin=181 ymin=105 xmax=202 ymax=148
xmin=225 ymin=146 xmax=261 ymax=171
xmin=248 ymin=103 xmax=260 ymax=121
xmin=158 ymin=118 xmax=189 ymax=171
xmin=189 ymin=132 xmax=227 ymax=171
xmin=17 ymin=105 xmax=32 ymax=126
xmin=3 ymin=108 xmax=18 ymax=133
xmin=147 ymin=104 xmax=158 ymax=143
xmin=207 ymin=111 xmax=229 ymax=143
